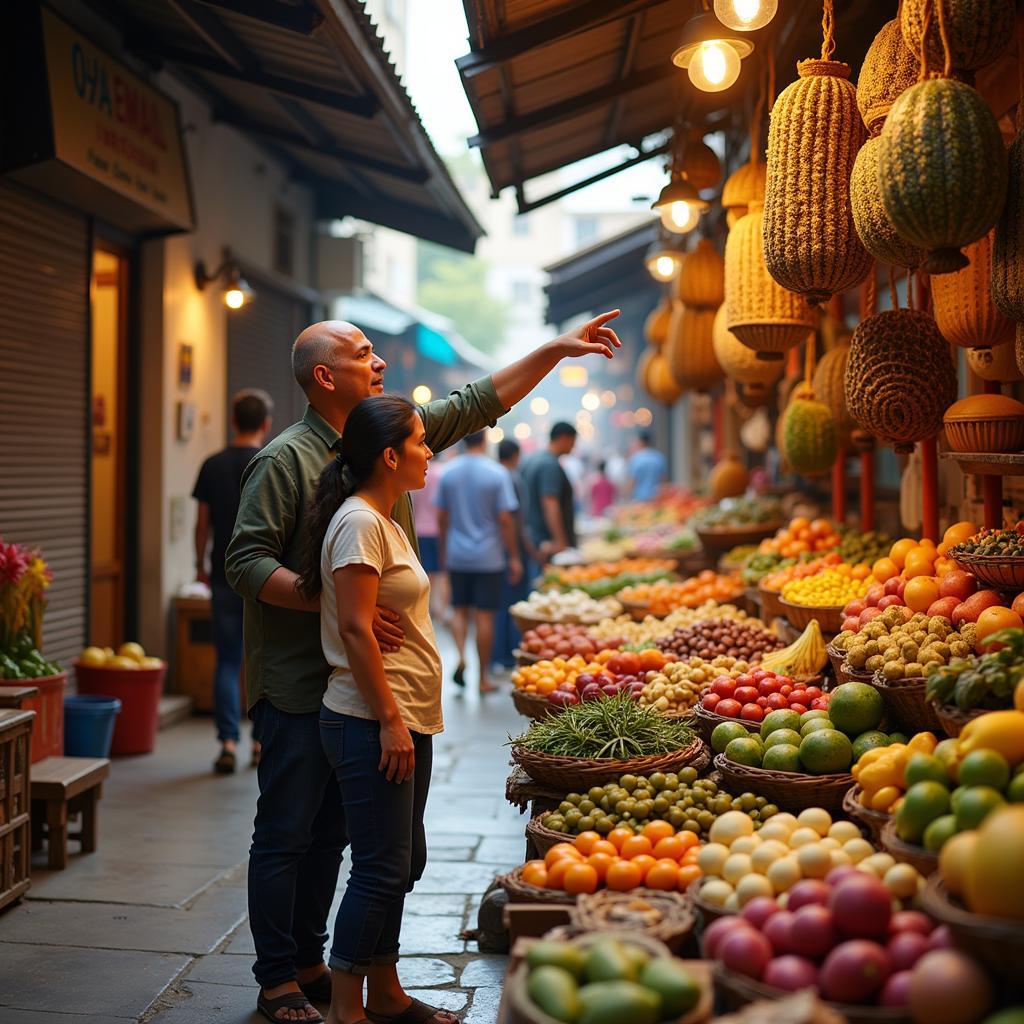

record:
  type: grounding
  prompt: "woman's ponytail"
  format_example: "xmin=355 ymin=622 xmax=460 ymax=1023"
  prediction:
xmin=297 ymin=455 xmax=357 ymax=599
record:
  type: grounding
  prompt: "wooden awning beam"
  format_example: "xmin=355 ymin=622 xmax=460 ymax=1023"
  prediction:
xmin=190 ymin=0 xmax=324 ymax=35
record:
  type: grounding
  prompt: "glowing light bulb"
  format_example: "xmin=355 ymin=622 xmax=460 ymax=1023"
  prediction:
xmin=412 ymin=385 xmax=432 ymax=404
xmin=688 ymin=39 xmax=742 ymax=92
xmin=648 ymin=255 xmax=678 ymax=282
xmin=660 ymin=199 xmax=702 ymax=234
xmin=601 ymin=390 xmax=616 ymax=407
xmin=530 ymin=397 xmax=549 ymax=416
xmin=714 ymin=0 xmax=778 ymax=31
xmin=581 ymin=391 xmax=600 ymax=412
xmin=224 ymin=287 xmax=245 ymax=309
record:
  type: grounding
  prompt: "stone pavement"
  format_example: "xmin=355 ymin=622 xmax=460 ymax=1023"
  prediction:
xmin=0 ymin=644 xmax=526 ymax=1024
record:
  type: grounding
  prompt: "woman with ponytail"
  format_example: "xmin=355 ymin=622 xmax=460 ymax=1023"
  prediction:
xmin=297 ymin=394 xmax=455 ymax=1024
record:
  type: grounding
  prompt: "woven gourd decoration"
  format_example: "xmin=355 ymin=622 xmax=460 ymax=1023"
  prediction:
xmin=992 ymin=131 xmax=1024 ymax=321
xmin=968 ymin=340 xmax=1022 ymax=382
xmin=674 ymin=239 xmax=725 ymax=309
xmin=783 ymin=383 xmax=839 ymax=476
xmin=637 ymin=349 xmax=683 ymax=405
xmin=845 ymin=310 xmax=958 ymax=452
xmin=851 ymin=136 xmax=926 ymax=269
xmin=712 ymin=303 xmax=784 ymax=395
xmin=644 ymin=299 xmax=672 ymax=348
xmin=665 ymin=303 xmax=723 ymax=393
xmin=900 ymin=0 xmax=1014 ymax=74
xmin=932 ymin=230 xmax=1015 ymax=349
xmin=709 ymin=454 xmax=749 ymax=500
xmin=812 ymin=343 xmax=855 ymax=443
xmin=722 ymin=161 xmax=767 ymax=229
xmin=763 ymin=57 xmax=872 ymax=305
xmin=857 ymin=20 xmax=920 ymax=137
xmin=683 ymin=133 xmax=722 ymax=192
xmin=726 ymin=202 xmax=819 ymax=359
xmin=878 ymin=79 xmax=1008 ymax=275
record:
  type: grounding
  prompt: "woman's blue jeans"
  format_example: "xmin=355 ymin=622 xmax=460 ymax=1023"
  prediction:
xmin=210 ymin=581 xmax=242 ymax=742
xmin=319 ymin=708 xmax=432 ymax=973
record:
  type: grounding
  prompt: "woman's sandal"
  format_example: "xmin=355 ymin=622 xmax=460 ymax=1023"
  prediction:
xmin=213 ymin=747 xmax=236 ymax=775
xmin=256 ymin=990 xmax=324 ymax=1023
xmin=366 ymin=997 xmax=460 ymax=1024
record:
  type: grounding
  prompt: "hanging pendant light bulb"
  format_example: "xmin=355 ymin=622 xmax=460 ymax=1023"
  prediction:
xmin=672 ymin=12 xmax=752 ymax=93
xmin=652 ymin=177 xmax=708 ymax=234
xmin=645 ymin=238 xmax=686 ymax=282
xmin=713 ymin=0 xmax=778 ymax=32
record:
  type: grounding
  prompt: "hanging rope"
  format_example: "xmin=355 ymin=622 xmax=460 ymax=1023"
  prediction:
xmin=820 ymin=0 xmax=837 ymax=61
xmin=768 ymin=44 xmax=777 ymax=107
xmin=860 ymin=267 xmax=878 ymax=320
xmin=919 ymin=0 xmax=933 ymax=79
xmin=750 ymin=62 xmax=767 ymax=163
xmin=935 ymin=0 xmax=954 ymax=78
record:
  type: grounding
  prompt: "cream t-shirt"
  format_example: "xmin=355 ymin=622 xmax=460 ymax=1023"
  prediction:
xmin=320 ymin=496 xmax=443 ymax=735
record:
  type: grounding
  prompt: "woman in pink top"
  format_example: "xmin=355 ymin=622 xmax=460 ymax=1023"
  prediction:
xmin=411 ymin=456 xmax=448 ymax=619
xmin=590 ymin=460 xmax=617 ymax=517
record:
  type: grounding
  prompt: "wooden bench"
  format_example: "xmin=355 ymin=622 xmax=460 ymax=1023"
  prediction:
xmin=0 ymin=685 xmax=41 ymax=709
xmin=30 ymin=756 xmax=110 ymax=870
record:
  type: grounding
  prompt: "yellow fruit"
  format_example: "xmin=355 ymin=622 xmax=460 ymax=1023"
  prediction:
xmin=963 ymin=806 xmax=1024 ymax=919
xmin=736 ymin=873 xmax=774 ymax=906
xmin=788 ymin=827 xmax=821 ymax=848
xmin=843 ymin=838 xmax=875 ymax=863
xmin=106 ymin=655 xmax=138 ymax=669
xmin=958 ymin=711 xmax=1024 ymax=767
xmin=731 ymin=834 xmax=762 ymax=855
xmin=766 ymin=856 xmax=802 ymax=894
xmin=118 ymin=641 xmax=146 ymax=663
xmin=907 ymin=732 xmax=938 ymax=754
xmin=797 ymin=807 xmax=832 ymax=837
xmin=709 ymin=810 xmax=755 ymax=845
xmin=796 ymin=843 xmax=832 ymax=879
xmin=860 ymin=756 xmax=904 ymax=792
xmin=751 ymin=840 xmax=791 ymax=874
xmin=871 ymin=786 xmax=902 ymax=811
xmin=697 ymin=843 xmax=730 ymax=876
xmin=78 ymin=646 xmax=107 ymax=667
xmin=940 ymin=830 xmax=978 ymax=898
xmin=140 ymin=656 xmax=164 ymax=669
xmin=885 ymin=863 xmax=921 ymax=899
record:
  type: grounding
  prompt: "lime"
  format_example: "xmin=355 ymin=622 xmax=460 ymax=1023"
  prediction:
xmin=922 ymin=813 xmax=959 ymax=853
xmin=827 ymin=682 xmax=884 ymax=737
xmin=906 ymin=753 xmax=953 ymax=788
xmin=726 ymin=736 xmax=764 ymax=768
xmin=955 ymin=785 xmax=1007 ymax=831
xmin=801 ymin=709 xmax=831 ymax=723
xmin=763 ymin=744 xmax=802 ymax=773
xmin=852 ymin=730 xmax=891 ymax=762
xmin=950 ymin=785 xmax=967 ymax=815
xmin=764 ymin=728 xmax=803 ymax=750
xmin=957 ymin=749 xmax=1011 ymax=791
xmin=801 ymin=718 xmax=835 ymax=737
xmin=896 ymin=781 xmax=951 ymax=843
xmin=712 ymin=721 xmax=753 ymax=754
xmin=799 ymin=729 xmax=854 ymax=775
xmin=1007 ymin=773 xmax=1024 ymax=803
xmin=934 ymin=738 xmax=962 ymax=781
xmin=760 ymin=709 xmax=802 ymax=739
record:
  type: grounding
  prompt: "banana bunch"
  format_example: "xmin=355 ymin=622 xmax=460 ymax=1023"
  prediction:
xmin=759 ymin=620 xmax=828 ymax=677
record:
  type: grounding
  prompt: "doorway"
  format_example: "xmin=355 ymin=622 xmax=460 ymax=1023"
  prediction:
xmin=89 ymin=246 xmax=129 ymax=648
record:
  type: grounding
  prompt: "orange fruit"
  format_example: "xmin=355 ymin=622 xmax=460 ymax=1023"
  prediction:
xmin=851 ymin=563 xmax=871 ymax=581
xmin=904 ymin=551 xmax=936 ymax=578
xmin=652 ymin=835 xmax=688 ymax=861
xmin=1012 ymin=592 xmax=1024 ymax=618
xmin=606 ymin=859 xmax=643 ymax=891
xmin=642 ymin=820 xmax=676 ymax=845
xmin=943 ymin=522 xmax=978 ymax=549
xmin=645 ymin=860 xmax=682 ymax=891
xmin=975 ymin=606 xmax=1024 ymax=651
xmin=546 ymin=857 xmax=578 ymax=889
xmin=545 ymin=843 xmax=583 ymax=868
xmin=904 ymin=576 xmax=940 ymax=613
xmin=873 ymin=557 xmax=899 ymax=582
xmin=677 ymin=864 xmax=702 ymax=890
xmin=521 ymin=860 xmax=548 ymax=888
xmin=682 ymin=846 xmax=701 ymax=864
xmin=676 ymin=831 xmax=700 ymax=852
xmin=918 ymin=538 xmax=937 ymax=551
xmin=620 ymin=835 xmax=654 ymax=859
xmin=934 ymin=557 xmax=957 ymax=578
xmin=586 ymin=852 xmax=615 ymax=881
xmin=630 ymin=854 xmax=657 ymax=880
xmin=607 ymin=827 xmax=635 ymax=852
xmin=573 ymin=831 xmax=602 ymax=855
xmin=890 ymin=538 xmax=917 ymax=569
xmin=590 ymin=839 xmax=618 ymax=858
xmin=563 ymin=862 xmax=599 ymax=895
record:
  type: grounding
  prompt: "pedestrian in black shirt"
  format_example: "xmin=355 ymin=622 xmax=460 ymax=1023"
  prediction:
xmin=193 ymin=389 xmax=273 ymax=774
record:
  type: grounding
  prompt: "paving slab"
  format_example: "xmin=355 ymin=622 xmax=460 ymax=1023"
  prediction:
xmin=141 ymin=981 xmax=261 ymax=1024
xmin=183 ymin=954 xmax=254 ymax=987
xmin=416 ymin=862 xmax=503 ymax=895
xmin=473 ymin=837 xmax=526 ymax=866
xmin=408 ymin=990 xmax=468 ymax=1011
xmin=0 ymin=1012 xmax=136 ymax=1024
xmin=459 ymin=957 xmax=508 ymax=989
xmin=405 ymin=894 xmax=468 ymax=917
xmin=400 ymin=914 xmax=465 ymax=955
xmin=464 ymin=986 xmax=503 ymax=1024
xmin=397 ymin=958 xmax=458 ymax=988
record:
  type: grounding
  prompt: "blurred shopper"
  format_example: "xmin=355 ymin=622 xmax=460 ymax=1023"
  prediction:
xmin=193 ymin=389 xmax=272 ymax=775
xmin=435 ymin=430 xmax=521 ymax=694
xmin=522 ymin=422 xmax=578 ymax=576
xmin=225 ymin=312 xmax=620 ymax=1023
xmin=589 ymin=459 xmax=617 ymax=517
xmin=410 ymin=450 xmax=449 ymax=623
xmin=627 ymin=430 xmax=668 ymax=501
xmin=492 ymin=439 xmax=531 ymax=670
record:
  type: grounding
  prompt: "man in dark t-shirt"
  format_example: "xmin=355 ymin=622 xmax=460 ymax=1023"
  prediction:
xmin=193 ymin=389 xmax=273 ymax=774
xmin=521 ymin=421 xmax=578 ymax=569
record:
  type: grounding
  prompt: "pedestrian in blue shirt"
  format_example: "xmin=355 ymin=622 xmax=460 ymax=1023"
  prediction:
xmin=627 ymin=430 xmax=668 ymax=502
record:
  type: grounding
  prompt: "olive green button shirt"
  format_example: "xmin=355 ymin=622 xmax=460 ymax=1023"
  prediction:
xmin=225 ymin=377 xmax=507 ymax=714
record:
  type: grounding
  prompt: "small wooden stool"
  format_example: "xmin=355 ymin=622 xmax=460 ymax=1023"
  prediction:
xmin=30 ymin=756 xmax=110 ymax=870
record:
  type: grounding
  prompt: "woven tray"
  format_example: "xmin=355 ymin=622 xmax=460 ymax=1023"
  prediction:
xmin=693 ymin=703 xmax=760 ymax=744
xmin=758 ymin=585 xmax=786 ymax=622
xmin=571 ymin=889 xmax=696 ymax=953
xmin=880 ymin=819 xmax=938 ymax=877
xmin=949 ymin=548 xmax=1024 ymax=590
xmin=497 ymin=864 xmax=577 ymax=905
xmin=779 ymin=599 xmax=846 ymax=635
xmin=868 ymin=672 xmax=944 ymax=735
xmin=510 ymin=687 xmax=558 ymax=721
xmin=513 ymin=648 xmax=543 ymax=666
xmin=843 ymin=784 xmax=889 ymax=842
xmin=929 ymin=700 xmax=988 ymax=738
xmin=712 ymin=753 xmax=853 ymax=816
xmin=696 ymin=522 xmax=782 ymax=554
xmin=510 ymin=737 xmax=707 ymax=792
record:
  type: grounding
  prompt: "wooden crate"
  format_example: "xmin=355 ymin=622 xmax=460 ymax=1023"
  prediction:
xmin=0 ymin=709 xmax=35 ymax=911
xmin=173 ymin=596 xmax=217 ymax=712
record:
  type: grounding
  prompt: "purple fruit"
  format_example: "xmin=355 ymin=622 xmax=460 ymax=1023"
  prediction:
xmin=789 ymin=905 xmax=837 ymax=960
xmin=763 ymin=910 xmax=796 ymax=955
xmin=787 ymin=879 xmax=831 ymax=912
xmin=819 ymin=940 xmax=891 ymax=1004
xmin=887 ymin=931 xmax=930 ymax=972
xmin=879 ymin=970 xmax=912 ymax=1007
xmin=763 ymin=955 xmax=819 ymax=992
xmin=829 ymin=873 xmax=892 ymax=939
xmin=741 ymin=896 xmax=781 ymax=931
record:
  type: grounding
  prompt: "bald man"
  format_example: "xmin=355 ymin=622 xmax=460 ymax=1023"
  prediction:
xmin=225 ymin=314 xmax=620 ymax=1023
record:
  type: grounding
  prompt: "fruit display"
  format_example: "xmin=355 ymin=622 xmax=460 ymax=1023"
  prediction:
xmin=850 ymin=732 xmax=939 ymax=814
xmin=0 ymin=633 xmax=60 ymax=680
xmin=703 ymin=669 xmax=832 ymax=725
xmin=758 ymin=517 xmax=842 ymax=558
xmin=519 ymin=651 xmax=675 ymax=709
xmin=628 ymin=525 xmax=699 ymax=557
xmin=518 ymin=933 xmax=705 ymax=1023
xmin=639 ymin=656 xmax=752 ymax=715
xmin=836 ymin=528 xmax=893 ymax=568
xmin=654 ymin=620 xmax=782 ymax=663
xmin=691 ymin=496 xmax=783 ymax=530
xmin=612 ymin=492 xmax=709 ymax=533
xmin=780 ymin=566 xmax=871 ymax=609
xmin=540 ymin=768 xmax=778 ymax=840
xmin=541 ymin=559 xmax=678 ymax=599
xmin=761 ymin=553 xmax=843 ymax=594
xmin=511 ymin=590 xmax=623 ymax=624
xmin=738 ymin=551 xmax=797 ymax=588
xmin=926 ymin=628 xmax=1024 ymax=713
xmin=759 ymin=621 xmax=829 ymax=678
xmin=694 ymin=806 xmax=924 ymax=911
xmin=77 ymin=641 xmax=163 ymax=671
xmin=618 ymin=572 xmax=744 ymax=616
xmin=952 ymin=523 xmax=1024 ymax=560
xmin=588 ymin=602 xmax=762 ymax=647
xmin=518 ymin=624 xmax=620 ymax=662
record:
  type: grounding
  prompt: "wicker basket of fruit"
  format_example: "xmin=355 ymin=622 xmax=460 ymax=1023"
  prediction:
xmin=779 ymin=599 xmax=846 ymax=636
xmin=868 ymin=672 xmax=943 ymax=735
xmin=842 ymin=784 xmax=889 ymax=843
xmin=498 ymin=864 xmax=577 ymax=905
xmin=880 ymin=819 xmax=938 ymax=877
xmin=712 ymin=753 xmax=853 ymax=816
xmin=693 ymin=704 xmax=761 ymax=744
xmin=687 ymin=877 xmax=733 ymax=927
xmin=514 ymin=648 xmax=544 ymax=666
xmin=696 ymin=522 xmax=783 ymax=555
xmin=928 ymin=701 xmax=986 ymax=738
xmin=525 ymin=813 xmax=578 ymax=857
xmin=511 ymin=687 xmax=559 ymax=721
xmin=571 ymin=889 xmax=697 ymax=953
xmin=950 ymin=528 xmax=1024 ymax=589
xmin=757 ymin=585 xmax=786 ymax=622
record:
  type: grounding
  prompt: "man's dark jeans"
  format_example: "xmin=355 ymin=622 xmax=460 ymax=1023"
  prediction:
xmin=210 ymin=581 xmax=243 ymax=742
xmin=319 ymin=707 xmax=432 ymax=973
xmin=249 ymin=700 xmax=347 ymax=989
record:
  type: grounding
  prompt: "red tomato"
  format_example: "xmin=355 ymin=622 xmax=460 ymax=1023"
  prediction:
xmin=607 ymin=651 xmax=642 ymax=676
xmin=776 ymin=676 xmax=793 ymax=687
xmin=789 ymin=702 xmax=808 ymax=715
xmin=766 ymin=692 xmax=789 ymax=710
xmin=702 ymin=692 xmax=722 ymax=711
xmin=711 ymin=676 xmax=737 ymax=698
xmin=756 ymin=696 xmax=769 ymax=707
xmin=716 ymin=698 xmax=742 ymax=717
xmin=740 ymin=703 xmax=765 ymax=722
xmin=750 ymin=669 xmax=768 ymax=682
xmin=811 ymin=698 xmax=828 ymax=710
xmin=735 ymin=673 xmax=754 ymax=687
xmin=780 ymin=684 xmax=793 ymax=697
xmin=735 ymin=686 xmax=759 ymax=704
xmin=804 ymin=687 xmax=823 ymax=701
xmin=758 ymin=677 xmax=782 ymax=696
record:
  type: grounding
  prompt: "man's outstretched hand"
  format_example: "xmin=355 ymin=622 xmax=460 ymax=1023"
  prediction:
xmin=556 ymin=310 xmax=622 ymax=360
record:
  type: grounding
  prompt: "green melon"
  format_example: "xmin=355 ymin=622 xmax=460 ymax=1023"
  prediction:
xmin=782 ymin=385 xmax=838 ymax=476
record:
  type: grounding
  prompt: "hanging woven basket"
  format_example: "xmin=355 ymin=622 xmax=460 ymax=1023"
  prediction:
xmin=710 ymin=453 xmax=749 ymax=499
xmin=851 ymin=136 xmax=926 ymax=269
xmin=683 ymin=131 xmax=722 ymax=192
xmin=763 ymin=59 xmax=873 ymax=306
xmin=857 ymin=19 xmax=921 ymax=136
xmin=932 ymin=230 xmax=1015 ymax=349
xmin=783 ymin=383 xmax=840 ymax=476
xmin=644 ymin=298 xmax=672 ymax=348
xmin=712 ymin=303 xmax=784 ymax=395
xmin=812 ymin=342 xmax=856 ymax=443
xmin=726 ymin=202 xmax=819 ymax=359
xmin=845 ymin=309 xmax=958 ymax=453
xmin=722 ymin=161 xmax=767 ymax=229
xmin=900 ymin=0 xmax=1014 ymax=74
xmin=992 ymin=131 xmax=1024 ymax=322
xmin=637 ymin=349 xmax=684 ymax=405
xmin=967 ymin=341 xmax=1022 ymax=382
xmin=666 ymin=303 xmax=723 ymax=393
xmin=674 ymin=239 xmax=725 ymax=309
xmin=878 ymin=78 xmax=1008 ymax=275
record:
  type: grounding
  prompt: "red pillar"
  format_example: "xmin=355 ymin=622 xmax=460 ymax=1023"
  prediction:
xmin=921 ymin=437 xmax=939 ymax=541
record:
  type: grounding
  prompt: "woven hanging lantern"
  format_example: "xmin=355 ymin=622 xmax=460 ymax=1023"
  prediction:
xmin=683 ymin=132 xmax=722 ymax=192
xmin=900 ymin=0 xmax=1014 ymax=74
xmin=845 ymin=309 xmax=958 ymax=452
xmin=712 ymin=303 xmax=784 ymax=395
xmin=968 ymin=340 xmax=1022 ymax=382
xmin=992 ymin=130 xmax=1024 ymax=321
xmin=812 ymin=342 xmax=855 ymax=443
xmin=674 ymin=239 xmax=725 ymax=308
xmin=932 ymin=230 xmax=1015 ymax=349
xmin=644 ymin=299 xmax=672 ymax=348
xmin=878 ymin=78 xmax=1008 ymax=275
xmin=762 ymin=4 xmax=873 ymax=307
xmin=665 ymin=303 xmax=723 ymax=392
xmin=857 ymin=19 xmax=920 ymax=137
xmin=637 ymin=349 xmax=683 ymax=405
xmin=722 ymin=162 xmax=767 ymax=229
xmin=726 ymin=202 xmax=819 ymax=359
xmin=851 ymin=136 xmax=926 ymax=269
xmin=783 ymin=383 xmax=839 ymax=476
xmin=709 ymin=454 xmax=749 ymax=500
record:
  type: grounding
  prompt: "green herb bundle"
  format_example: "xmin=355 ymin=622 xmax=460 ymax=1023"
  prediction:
xmin=510 ymin=694 xmax=694 ymax=760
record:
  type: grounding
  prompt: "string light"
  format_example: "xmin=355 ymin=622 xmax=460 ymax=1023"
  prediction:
xmin=601 ymin=391 xmax=617 ymax=407
xmin=635 ymin=407 xmax=654 ymax=427
xmin=513 ymin=423 xmax=532 ymax=440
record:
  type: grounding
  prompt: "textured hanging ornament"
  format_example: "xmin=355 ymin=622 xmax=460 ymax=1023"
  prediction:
xmin=1016 ymin=323 xmax=1024 ymax=376
xmin=900 ymin=0 xmax=1014 ymax=74
xmin=665 ymin=303 xmax=723 ymax=392
xmin=637 ymin=349 xmax=683 ymax=405
xmin=851 ymin=136 xmax=926 ymax=269
xmin=992 ymin=125 xmax=1024 ymax=321
xmin=726 ymin=202 xmax=819 ymax=359
xmin=782 ymin=383 xmax=839 ymax=475
xmin=709 ymin=454 xmax=749 ymax=500
xmin=857 ymin=19 xmax=921 ymax=136
xmin=712 ymin=303 xmax=784 ymax=395
xmin=968 ymin=340 xmax=1023 ymax=382
xmin=812 ymin=342 xmax=855 ymax=444
xmin=674 ymin=239 xmax=725 ymax=309
xmin=845 ymin=309 xmax=958 ymax=452
xmin=644 ymin=298 xmax=672 ymax=348
xmin=931 ymin=230 xmax=1015 ymax=349
xmin=683 ymin=131 xmax=722 ymax=192
xmin=762 ymin=2 xmax=872 ymax=306
xmin=722 ymin=162 xmax=767 ymax=229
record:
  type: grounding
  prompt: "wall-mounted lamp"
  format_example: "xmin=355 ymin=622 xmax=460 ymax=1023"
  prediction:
xmin=194 ymin=250 xmax=255 ymax=310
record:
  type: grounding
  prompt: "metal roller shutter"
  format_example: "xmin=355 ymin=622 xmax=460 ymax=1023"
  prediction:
xmin=226 ymin=285 xmax=310 ymax=440
xmin=0 ymin=181 xmax=89 ymax=665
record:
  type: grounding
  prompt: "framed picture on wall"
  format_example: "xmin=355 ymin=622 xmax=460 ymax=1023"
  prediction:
xmin=176 ymin=401 xmax=195 ymax=442
xmin=178 ymin=342 xmax=193 ymax=387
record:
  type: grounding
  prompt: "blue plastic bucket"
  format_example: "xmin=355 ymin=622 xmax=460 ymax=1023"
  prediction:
xmin=64 ymin=694 xmax=122 ymax=758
